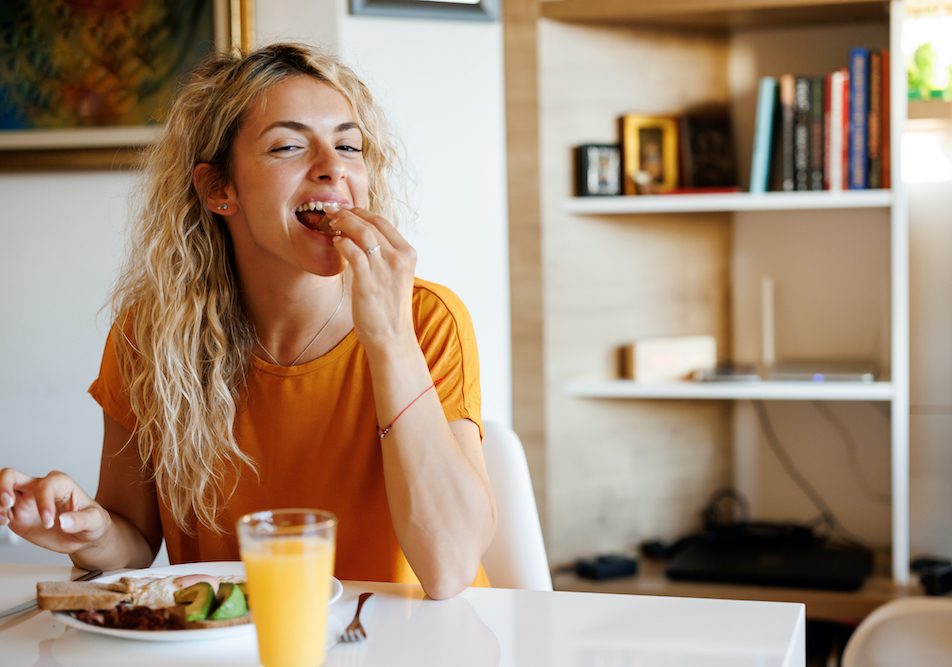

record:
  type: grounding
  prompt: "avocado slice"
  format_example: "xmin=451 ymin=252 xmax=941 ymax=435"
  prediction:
xmin=173 ymin=582 xmax=215 ymax=622
xmin=209 ymin=582 xmax=248 ymax=621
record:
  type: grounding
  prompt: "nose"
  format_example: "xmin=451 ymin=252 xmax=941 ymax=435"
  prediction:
xmin=308 ymin=143 xmax=347 ymax=183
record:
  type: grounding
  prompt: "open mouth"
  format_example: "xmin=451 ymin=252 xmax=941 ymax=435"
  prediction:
xmin=295 ymin=201 xmax=342 ymax=234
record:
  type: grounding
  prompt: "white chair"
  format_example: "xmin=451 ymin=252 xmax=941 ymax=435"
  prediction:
xmin=841 ymin=597 xmax=952 ymax=667
xmin=480 ymin=420 xmax=552 ymax=591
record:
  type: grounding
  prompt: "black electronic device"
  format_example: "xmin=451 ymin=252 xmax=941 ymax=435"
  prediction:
xmin=663 ymin=521 xmax=874 ymax=592
xmin=575 ymin=554 xmax=638 ymax=581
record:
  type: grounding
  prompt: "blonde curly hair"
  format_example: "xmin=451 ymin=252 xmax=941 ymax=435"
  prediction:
xmin=111 ymin=43 xmax=400 ymax=533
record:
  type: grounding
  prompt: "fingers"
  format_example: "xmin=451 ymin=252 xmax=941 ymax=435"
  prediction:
xmin=328 ymin=208 xmax=387 ymax=258
xmin=348 ymin=207 xmax=409 ymax=250
xmin=33 ymin=471 xmax=84 ymax=530
xmin=0 ymin=467 xmax=32 ymax=526
xmin=58 ymin=506 xmax=107 ymax=536
xmin=0 ymin=468 xmax=90 ymax=531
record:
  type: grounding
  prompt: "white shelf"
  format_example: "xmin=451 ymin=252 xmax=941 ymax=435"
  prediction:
xmin=565 ymin=190 xmax=893 ymax=215
xmin=566 ymin=379 xmax=894 ymax=401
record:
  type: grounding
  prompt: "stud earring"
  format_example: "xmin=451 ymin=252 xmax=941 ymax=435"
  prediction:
xmin=217 ymin=204 xmax=229 ymax=211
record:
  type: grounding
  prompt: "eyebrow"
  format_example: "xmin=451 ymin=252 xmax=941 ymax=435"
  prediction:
xmin=258 ymin=120 xmax=360 ymax=138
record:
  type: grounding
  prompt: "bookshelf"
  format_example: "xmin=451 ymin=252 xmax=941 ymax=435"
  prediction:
xmin=503 ymin=0 xmax=911 ymax=612
xmin=564 ymin=189 xmax=893 ymax=214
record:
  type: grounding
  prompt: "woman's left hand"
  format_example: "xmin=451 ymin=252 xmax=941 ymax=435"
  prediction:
xmin=328 ymin=207 xmax=418 ymax=350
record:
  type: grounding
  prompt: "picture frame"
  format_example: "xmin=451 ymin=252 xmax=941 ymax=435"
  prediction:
xmin=0 ymin=0 xmax=254 ymax=171
xmin=619 ymin=114 xmax=679 ymax=195
xmin=349 ymin=0 xmax=499 ymax=22
xmin=573 ymin=144 xmax=621 ymax=196
xmin=678 ymin=107 xmax=738 ymax=189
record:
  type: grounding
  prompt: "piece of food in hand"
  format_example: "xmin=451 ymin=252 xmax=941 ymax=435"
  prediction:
xmin=36 ymin=581 xmax=130 ymax=611
xmin=173 ymin=581 xmax=216 ymax=622
xmin=209 ymin=582 xmax=248 ymax=621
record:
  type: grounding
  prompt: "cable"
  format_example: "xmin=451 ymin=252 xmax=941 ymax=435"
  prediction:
xmin=752 ymin=401 xmax=870 ymax=549
xmin=811 ymin=401 xmax=891 ymax=504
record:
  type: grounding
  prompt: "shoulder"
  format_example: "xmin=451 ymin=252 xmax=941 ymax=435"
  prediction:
xmin=412 ymin=277 xmax=471 ymax=320
xmin=411 ymin=278 xmax=477 ymax=351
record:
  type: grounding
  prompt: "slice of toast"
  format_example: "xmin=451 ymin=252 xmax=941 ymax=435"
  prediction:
xmin=37 ymin=581 xmax=131 ymax=611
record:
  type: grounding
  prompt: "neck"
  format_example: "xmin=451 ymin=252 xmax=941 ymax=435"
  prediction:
xmin=243 ymin=270 xmax=351 ymax=365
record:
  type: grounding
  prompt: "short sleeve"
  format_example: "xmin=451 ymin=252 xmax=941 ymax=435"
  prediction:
xmin=88 ymin=323 xmax=138 ymax=432
xmin=411 ymin=279 xmax=483 ymax=439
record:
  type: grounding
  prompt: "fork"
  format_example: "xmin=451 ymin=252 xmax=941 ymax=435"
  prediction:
xmin=339 ymin=592 xmax=373 ymax=643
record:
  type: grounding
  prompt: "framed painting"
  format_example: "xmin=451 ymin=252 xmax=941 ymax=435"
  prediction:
xmin=350 ymin=0 xmax=499 ymax=22
xmin=0 ymin=0 xmax=254 ymax=171
xmin=619 ymin=114 xmax=679 ymax=195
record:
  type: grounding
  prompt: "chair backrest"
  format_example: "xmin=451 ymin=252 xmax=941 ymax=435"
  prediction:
xmin=480 ymin=420 xmax=552 ymax=591
xmin=841 ymin=597 xmax=952 ymax=667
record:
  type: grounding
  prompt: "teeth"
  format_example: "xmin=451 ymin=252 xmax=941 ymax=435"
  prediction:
xmin=295 ymin=201 xmax=344 ymax=213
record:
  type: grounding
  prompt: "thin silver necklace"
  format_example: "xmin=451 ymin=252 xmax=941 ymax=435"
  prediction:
xmin=254 ymin=274 xmax=345 ymax=367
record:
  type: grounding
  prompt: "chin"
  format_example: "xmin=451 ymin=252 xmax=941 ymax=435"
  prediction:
xmin=301 ymin=248 xmax=346 ymax=277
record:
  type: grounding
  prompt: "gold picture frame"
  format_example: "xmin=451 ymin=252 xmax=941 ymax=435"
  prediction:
xmin=0 ymin=0 xmax=254 ymax=172
xmin=620 ymin=114 xmax=679 ymax=194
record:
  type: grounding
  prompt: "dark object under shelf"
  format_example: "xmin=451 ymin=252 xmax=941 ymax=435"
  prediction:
xmin=663 ymin=522 xmax=874 ymax=592
xmin=575 ymin=554 xmax=638 ymax=581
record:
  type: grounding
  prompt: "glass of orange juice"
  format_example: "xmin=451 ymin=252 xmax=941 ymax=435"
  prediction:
xmin=238 ymin=508 xmax=337 ymax=667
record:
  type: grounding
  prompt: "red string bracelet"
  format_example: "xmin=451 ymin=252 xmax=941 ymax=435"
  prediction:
xmin=378 ymin=377 xmax=445 ymax=439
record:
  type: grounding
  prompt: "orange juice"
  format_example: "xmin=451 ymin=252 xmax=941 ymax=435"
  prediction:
xmin=243 ymin=537 xmax=334 ymax=667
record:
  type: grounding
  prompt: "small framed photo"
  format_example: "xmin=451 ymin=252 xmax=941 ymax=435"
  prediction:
xmin=678 ymin=107 xmax=738 ymax=189
xmin=574 ymin=144 xmax=621 ymax=196
xmin=619 ymin=115 xmax=679 ymax=194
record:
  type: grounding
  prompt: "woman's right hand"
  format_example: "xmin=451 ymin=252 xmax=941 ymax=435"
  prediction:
xmin=0 ymin=468 xmax=111 ymax=555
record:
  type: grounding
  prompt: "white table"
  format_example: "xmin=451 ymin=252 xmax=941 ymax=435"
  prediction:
xmin=0 ymin=563 xmax=805 ymax=666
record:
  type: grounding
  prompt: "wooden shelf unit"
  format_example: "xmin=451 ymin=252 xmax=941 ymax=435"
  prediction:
xmin=503 ymin=0 xmax=911 ymax=615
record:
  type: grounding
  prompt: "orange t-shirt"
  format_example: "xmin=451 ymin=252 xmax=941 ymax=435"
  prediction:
xmin=89 ymin=278 xmax=489 ymax=587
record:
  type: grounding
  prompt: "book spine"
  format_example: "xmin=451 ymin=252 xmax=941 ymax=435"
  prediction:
xmin=827 ymin=69 xmax=847 ymax=191
xmin=824 ymin=72 xmax=832 ymax=190
xmin=868 ymin=50 xmax=882 ymax=189
xmin=841 ymin=70 xmax=850 ymax=191
xmin=848 ymin=47 xmax=869 ymax=189
xmin=809 ymin=76 xmax=825 ymax=191
xmin=794 ymin=76 xmax=811 ymax=191
xmin=749 ymin=77 xmax=777 ymax=194
xmin=779 ymin=74 xmax=796 ymax=192
xmin=881 ymin=49 xmax=891 ymax=189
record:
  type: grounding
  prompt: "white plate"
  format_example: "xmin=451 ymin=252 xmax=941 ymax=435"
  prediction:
xmin=52 ymin=561 xmax=343 ymax=642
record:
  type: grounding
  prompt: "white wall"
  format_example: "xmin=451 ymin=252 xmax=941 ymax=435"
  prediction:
xmin=0 ymin=1 xmax=510 ymax=560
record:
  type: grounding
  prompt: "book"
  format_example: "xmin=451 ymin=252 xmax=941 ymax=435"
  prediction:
xmin=779 ymin=74 xmax=796 ymax=192
xmin=618 ymin=336 xmax=717 ymax=383
xmin=848 ymin=47 xmax=869 ymax=189
xmin=881 ymin=49 xmax=891 ymax=189
xmin=749 ymin=77 xmax=777 ymax=194
xmin=868 ymin=50 xmax=882 ymax=189
xmin=826 ymin=69 xmax=848 ymax=191
xmin=793 ymin=76 xmax=811 ymax=191
xmin=824 ymin=72 xmax=832 ymax=190
xmin=809 ymin=76 xmax=825 ymax=191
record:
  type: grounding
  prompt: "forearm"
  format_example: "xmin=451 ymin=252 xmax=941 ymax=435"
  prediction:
xmin=69 ymin=511 xmax=155 ymax=572
xmin=368 ymin=336 xmax=496 ymax=599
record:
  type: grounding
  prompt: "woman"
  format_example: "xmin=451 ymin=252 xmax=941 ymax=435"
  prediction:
xmin=0 ymin=43 xmax=496 ymax=600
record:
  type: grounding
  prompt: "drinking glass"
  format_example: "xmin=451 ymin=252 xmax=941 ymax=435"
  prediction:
xmin=238 ymin=508 xmax=337 ymax=667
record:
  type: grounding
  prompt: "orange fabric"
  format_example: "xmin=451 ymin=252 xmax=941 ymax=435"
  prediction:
xmin=89 ymin=278 xmax=489 ymax=587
